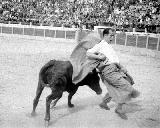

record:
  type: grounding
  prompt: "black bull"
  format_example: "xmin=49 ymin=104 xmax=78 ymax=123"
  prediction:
xmin=31 ymin=60 xmax=102 ymax=124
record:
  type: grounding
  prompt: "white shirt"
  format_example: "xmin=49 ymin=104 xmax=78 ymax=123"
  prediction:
xmin=87 ymin=40 xmax=120 ymax=64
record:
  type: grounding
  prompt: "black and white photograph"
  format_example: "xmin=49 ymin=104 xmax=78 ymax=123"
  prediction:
xmin=0 ymin=0 xmax=160 ymax=128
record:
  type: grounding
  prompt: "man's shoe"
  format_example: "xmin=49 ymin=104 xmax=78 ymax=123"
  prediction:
xmin=130 ymin=89 xmax=140 ymax=98
xmin=115 ymin=109 xmax=128 ymax=120
xmin=99 ymin=103 xmax=110 ymax=110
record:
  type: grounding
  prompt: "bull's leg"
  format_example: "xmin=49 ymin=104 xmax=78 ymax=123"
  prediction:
xmin=68 ymin=87 xmax=78 ymax=108
xmin=44 ymin=91 xmax=63 ymax=127
xmin=50 ymin=94 xmax=63 ymax=109
xmin=31 ymin=81 xmax=44 ymax=116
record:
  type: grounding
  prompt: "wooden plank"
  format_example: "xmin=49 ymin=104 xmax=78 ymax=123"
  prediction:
xmin=126 ymin=35 xmax=136 ymax=46
xmin=66 ymin=31 xmax=76 ymax=39
xmin=137 ymin=36 xmax=147 ymax=48
xmin=2 ymin=27 xmax=12 ymax=34
xmin=148 ymin=37 xmax=158 ymax=50
xmin=44 ymin=29 xmax=55 ymax=37
xmin=13 ymin=27 xmax=23 ymax=35
xmin=34 ymin=29 xmax=44 ymax=37
xmin=24 ymin=28 xmax=34 ymax=36
xmin=56 ymin=30 xmax=65 ymax=38
xmin=116 ymin=33 xmax=126 ymax=45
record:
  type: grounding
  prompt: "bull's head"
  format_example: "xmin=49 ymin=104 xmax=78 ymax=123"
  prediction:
xmin=83 ymin=69 xmax=102 ymax=95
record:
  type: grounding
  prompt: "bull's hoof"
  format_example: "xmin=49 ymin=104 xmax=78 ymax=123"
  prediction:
xmin=68 ymin=104 xmax=74 ymax=108
xmin=31 ymin=111 xmax=37 ymax=117
xmin=45 ymin=121 xmax=49 ymax=128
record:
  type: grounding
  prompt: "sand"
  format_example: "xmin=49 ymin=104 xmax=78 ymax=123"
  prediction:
xmin=0 ymin=35 xmax=160 ymax=128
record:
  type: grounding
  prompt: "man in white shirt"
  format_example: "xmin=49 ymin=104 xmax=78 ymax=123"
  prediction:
xmin=86 ymin=28 xmax=139 ymax=120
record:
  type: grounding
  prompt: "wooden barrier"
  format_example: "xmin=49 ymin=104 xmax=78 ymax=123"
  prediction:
xmin=0 ymin=23 xmax=160 ymax=51
xmin=116 ymin=33 xmax=126 ymax=45
xmin=121 ymin=32 xmax=160 ymax=51
xmin=137 ymin=35 xmax=147 ymax=48
xmin=0 ymin=23 xmax=77 ymax=40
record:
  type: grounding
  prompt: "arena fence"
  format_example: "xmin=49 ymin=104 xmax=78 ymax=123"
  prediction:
xmin=0 ymin=23 xmax=160 ymax=51
xmin=0 ymin=23 xmax=77 ymax=40
xmin=99 ymin=31 xmax=160 ymax=51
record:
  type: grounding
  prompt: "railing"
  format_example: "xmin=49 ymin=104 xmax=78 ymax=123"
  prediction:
xmin=0 ymin=23 xmax=77 ymax=40
xmin=113 ymin=32 xmax=160 ymax=51
xmin=0 ymin=23 xmax=160 ymax=51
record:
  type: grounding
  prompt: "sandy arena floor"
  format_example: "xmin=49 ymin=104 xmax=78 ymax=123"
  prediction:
xmin=0 ymin=35 xmax=160 ymax=128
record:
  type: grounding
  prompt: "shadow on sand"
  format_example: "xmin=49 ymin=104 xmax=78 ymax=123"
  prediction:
xmin=48 ymin=95 xmax=101 ymax=126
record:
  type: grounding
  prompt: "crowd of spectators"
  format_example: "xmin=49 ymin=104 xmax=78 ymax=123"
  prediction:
xmin=110 ymin=0 xmax=160 ymax=33
xmin=0 ymin=0 xmax=160 ymax=33
xmin=0 ymin=0 xmax=56 ymax=25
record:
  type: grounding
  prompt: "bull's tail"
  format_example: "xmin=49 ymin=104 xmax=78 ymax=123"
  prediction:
xmin=31 ymin=60 xmax=56 ymax=116
xmin=31 ymin=78 xmax=45 ymax=116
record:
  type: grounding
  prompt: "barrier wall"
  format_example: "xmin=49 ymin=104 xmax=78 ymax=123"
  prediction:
xmin=0 ymin=23 xmax=77 ymax=39
xmin=111 ymin=32 xmax=160 ymax=51
xmin=0 ymin=23 xmax=160 ymax=51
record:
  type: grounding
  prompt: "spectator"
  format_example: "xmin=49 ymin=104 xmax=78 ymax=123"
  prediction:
xmin=0 ymin=0 xmax=159 ymax=33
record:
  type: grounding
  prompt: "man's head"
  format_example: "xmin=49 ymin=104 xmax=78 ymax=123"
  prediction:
xmin=102 ymin=28 xmax=115 ymax=43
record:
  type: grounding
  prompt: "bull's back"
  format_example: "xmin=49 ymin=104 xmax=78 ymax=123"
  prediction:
xmin=41 ymin=60 xmax=73 ymax=85
xmin=52 ymin=60 xmax=73 ymax=77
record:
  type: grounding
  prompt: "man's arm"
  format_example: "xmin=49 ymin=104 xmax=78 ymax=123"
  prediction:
xmin=115 ymin=63 xmax=135 ymax=85
xmin=86 ymin=51 xmax=106 ymax=61
xmin=86 ymin=43 xmax=106 ymax=61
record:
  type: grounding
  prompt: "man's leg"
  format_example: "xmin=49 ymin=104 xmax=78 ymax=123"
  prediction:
xmin=115 ymin=103 xmax=128 ymax=120
xmin=108 ymin=74 xmax=139 ymax=120
xmin=99 ymin=93 xmax=112 ymax=110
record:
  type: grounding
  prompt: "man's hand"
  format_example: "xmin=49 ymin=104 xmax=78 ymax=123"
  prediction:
xmin=95 ymin=52 xmax=106 ymax=61
xmin=98 ymin=53 xmax=106 ymax=61
xmin=86 ymin=51 xmax=107 ymax=61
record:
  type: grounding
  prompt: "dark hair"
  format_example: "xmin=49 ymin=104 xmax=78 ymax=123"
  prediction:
xmin=103 ymin=28 xmax=114 ymax=37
